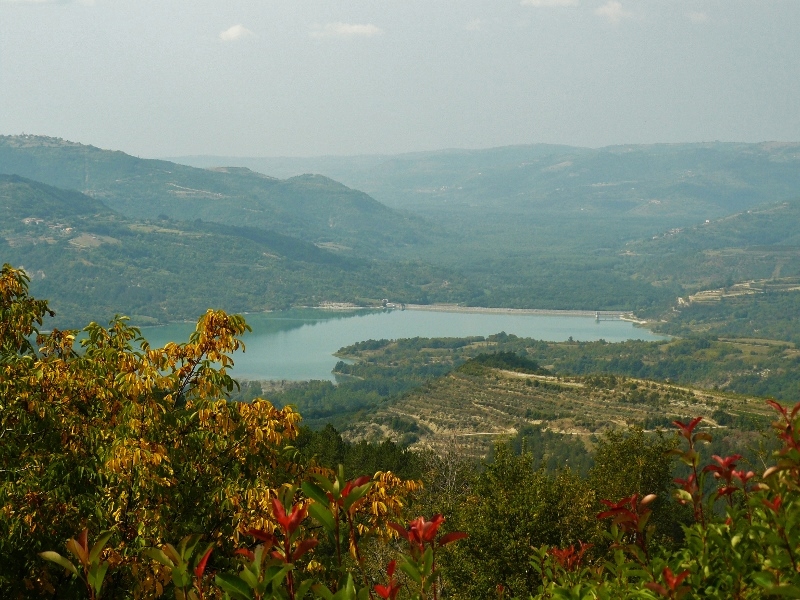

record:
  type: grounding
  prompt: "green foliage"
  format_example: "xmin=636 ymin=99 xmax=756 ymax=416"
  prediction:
xmin=142 ymin=535 xmax=213 ymax=600
xmin=294 ymin=425 xmax=425 ymax=481
xmin=7 ymin=270 xmax=800 ymax=600
xmin=503 ymin=425 xmax=594 ymax=476
xmin=0 ymin=265 xmax=305 ymax=595
xmin=438 ymin=405 xmax=800 ymax=599
xmin=444 ymin=447 xmax=598 ymax=599
xmin=40 ymin=529 xmax=115 ymax=600
xmin=588 ymin=430 xmax=685 ymax=547
xmin=460 ymin=352 xmax=546 ymax=375
xmin=1 ymin=271 xmax=434 ymax=599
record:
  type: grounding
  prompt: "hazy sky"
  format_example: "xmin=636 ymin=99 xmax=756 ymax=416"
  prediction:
xmin=1 ymin=0 xmax=799 ymax=157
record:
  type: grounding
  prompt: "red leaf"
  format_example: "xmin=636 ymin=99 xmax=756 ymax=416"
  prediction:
xmin=292 ymin=539 xmax=318 ymax=561
xmin=673 ymin=417 xmax=703 ymax=439
xmin=272 ymin=499 xmax=306 ymax=535
xmin=663 ymin=567 xmax=690 ymax=591
xmin=246 ymin=529 xmax=275 ymax=545
xmin=235 ymin=548 xmax=255 ymax=562
xmin=791 ymin=402 xmax=800 ymax=420
xmin=270 ymin=550 xmax=286 ymax=561
xmin=286 ymin=504 xmax=308 ymax=536
xmin=340 ymin=475 xmax=372 ymax=498
xmin=388 ymin=521 xmax=411 ymax=542
xmin=600 ymin=494 xmax=636 ymax=511
xmin=271 ymin=498 xmax=288 ymax=527
xmin=411 ymin=514 xmax=445 ymax=544
xmin=375 ymin=559 xmax=401 ymax=600
xmin=645 ymin=582 xmax=669 ymax=597
xmin=763 ymin=495 xmax=782 ymax=512
xmin=374 ymin=583 xmax=400 ymax=600
xmin=194 ymin=546 xmax=213 ymax=579
xmin=767 ymin=399 xmax=788 ymax=419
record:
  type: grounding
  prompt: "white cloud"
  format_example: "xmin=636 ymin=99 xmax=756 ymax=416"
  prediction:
xmin=219 ymin=24 xmax=254 ymax=42
xmin=687 ymin=11 xmax=709 ymax=24
xmin=465 ymin=18 xmax=483 ymax=32
xmin=521 ymin=0 xmax=577 ymax=6
xmin=594 ymin=1 xmax=632 ymax=24
xmin=309 ymin=22 xmax=384 ymax=40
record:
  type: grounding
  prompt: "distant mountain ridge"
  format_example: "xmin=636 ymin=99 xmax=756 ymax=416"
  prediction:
xmin=0 ymin=135 xmax=428 ymax=257
xmin=167 ymin=142 xmax=800 ymax=220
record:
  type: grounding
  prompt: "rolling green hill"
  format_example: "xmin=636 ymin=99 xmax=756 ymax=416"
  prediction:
xmin=0 ymin=135 xmax=429 ymax=256
xmin=626 ymin=197 xmax=800 ymax=288
xmin=171 ymin=142 xmax=800 ymax=249
xmin=0 ymin=175 xmax=470 ymax=327
xmin=616 ymin=197 xmax=800 ymax=342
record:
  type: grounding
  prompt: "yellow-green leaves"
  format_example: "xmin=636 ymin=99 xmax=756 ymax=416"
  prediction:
xmin=39 ymin=551 xmax=79 ymax=576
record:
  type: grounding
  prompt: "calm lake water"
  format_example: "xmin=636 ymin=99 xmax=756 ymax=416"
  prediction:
xmin=141 ymin=308 xmax=665 ymax=382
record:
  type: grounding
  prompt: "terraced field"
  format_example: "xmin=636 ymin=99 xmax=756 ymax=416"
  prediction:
xmin=346 ymin=364 xmax=774 ymax=458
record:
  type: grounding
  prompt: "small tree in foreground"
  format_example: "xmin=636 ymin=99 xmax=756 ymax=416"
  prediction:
xmin=0 ymin=265 xmax=429 ymax=598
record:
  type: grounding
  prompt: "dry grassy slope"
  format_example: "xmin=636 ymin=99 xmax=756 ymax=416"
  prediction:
xmin=345 ymin=366 xmax=774 ymax=458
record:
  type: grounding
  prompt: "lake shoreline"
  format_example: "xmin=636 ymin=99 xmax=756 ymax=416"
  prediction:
xmin=140 ymin=307 xmax=664 ymax=381
xmin=308 ymin=302 xmax=652 ymax=329
xmin=136 ymin=303 xmax=645 ymax=327
xmin=401 ymin=303 xmax=635 ymax=318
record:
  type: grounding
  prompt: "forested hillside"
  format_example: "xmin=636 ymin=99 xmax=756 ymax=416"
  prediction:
xmin=0 ymin=135 xmax=428 ymax=256
xmin=0 ymin=175 xmax=470 ymax=327
xmin=623 ymin=198 xmax=800 ymax=340
xmin=172 ymin=142 xmax=800 ymax=218
xmin=172 ymin=142 xmax=800 ymax=257
xmin=174 ymin=142 xmax=800 ymax=314
xmin=627 ymin=198 xmax=800 ymax=288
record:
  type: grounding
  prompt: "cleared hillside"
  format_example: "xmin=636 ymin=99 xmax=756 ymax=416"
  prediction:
xmin=346 ymin=361 xmax=774 ymax=458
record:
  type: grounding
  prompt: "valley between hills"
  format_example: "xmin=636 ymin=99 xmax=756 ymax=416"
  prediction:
xmin=4 ymin=134 xmax=800 ymax=599
xmin=3 ymin=134 xmax=800 ymax=447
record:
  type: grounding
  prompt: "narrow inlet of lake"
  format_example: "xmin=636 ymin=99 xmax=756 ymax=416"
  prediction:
xmin=141 ymin=308 xmax=665 ymax=382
